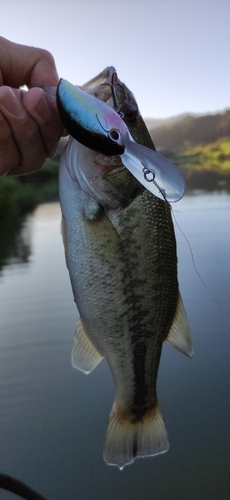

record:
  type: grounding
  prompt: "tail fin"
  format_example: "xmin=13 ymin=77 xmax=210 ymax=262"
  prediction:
xmin=103 ymin=399 xmax=169 ymax=469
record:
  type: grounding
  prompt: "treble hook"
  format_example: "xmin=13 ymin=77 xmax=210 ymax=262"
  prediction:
xmin=99 ymin=72 xmax=128 ymax=118
xmin=110 ymin=72 xmax=120 ymax=114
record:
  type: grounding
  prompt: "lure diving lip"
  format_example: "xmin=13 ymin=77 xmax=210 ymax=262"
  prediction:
xmin=56 ymin=78 xmax=185 ymax=203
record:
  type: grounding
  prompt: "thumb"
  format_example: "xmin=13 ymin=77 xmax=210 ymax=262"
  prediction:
xmin=0 ymin=37 xmax=59 ymax=88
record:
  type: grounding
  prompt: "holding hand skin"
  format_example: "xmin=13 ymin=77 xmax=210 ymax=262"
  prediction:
xmin=0 ymin=37 xmax=63 ymax=177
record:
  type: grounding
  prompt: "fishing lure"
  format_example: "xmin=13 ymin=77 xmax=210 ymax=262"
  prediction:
xmin=57 ymin=79 xmax=185 ymax=203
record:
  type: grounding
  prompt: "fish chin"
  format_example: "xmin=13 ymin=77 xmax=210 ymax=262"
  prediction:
xmin=62 ymin=136 xmax=141 ymax=208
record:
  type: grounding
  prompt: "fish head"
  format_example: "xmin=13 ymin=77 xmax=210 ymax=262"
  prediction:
xmin=98 ymin=73 xmax=185 ymax=203
xmin=58 ymin=68 xmax=152 ymax=207
xmin=80 ymin=67 xmax=157 ymax=153
xmin=58 ymin=68 xmax=185 ymax=204
xmin=101 ymin=70 xmax=156 ymax=151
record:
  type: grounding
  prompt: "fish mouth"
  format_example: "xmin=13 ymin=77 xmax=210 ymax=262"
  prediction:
xmin=81 ymin=67 xmax=138 ymax=120
xmin=81 ymin=66 xmax=120 ymax=108
xmin=91 ymin=150 xmax=125 ymax=174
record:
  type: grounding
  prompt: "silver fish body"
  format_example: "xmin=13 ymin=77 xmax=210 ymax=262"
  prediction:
xmin=59 ymin=68 xmax=193 ymax=469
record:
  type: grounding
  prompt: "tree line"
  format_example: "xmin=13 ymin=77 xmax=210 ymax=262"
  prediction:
xmin=150 ymin=109 xmax=230 ymax=151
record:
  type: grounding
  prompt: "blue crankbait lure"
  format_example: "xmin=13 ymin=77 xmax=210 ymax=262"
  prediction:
xmin=57 ymin=79 xmax=185 ymax=203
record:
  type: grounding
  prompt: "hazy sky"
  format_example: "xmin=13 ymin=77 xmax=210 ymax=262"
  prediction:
xmin=2 ymin=0 xmax=229 ymax=118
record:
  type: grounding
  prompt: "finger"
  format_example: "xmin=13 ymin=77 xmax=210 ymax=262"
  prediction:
xmin=22 ymin=88 xmax=64 ymax=157
xmin=0 ymin=112 xmax=20 ymax=177
xmin=0 ymin=37 xmax=59 ymax=87
xmin=0 ymin=86 xmax=47 ymax=175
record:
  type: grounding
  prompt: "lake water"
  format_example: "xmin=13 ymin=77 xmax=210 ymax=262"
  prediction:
xmin=0 ymin=192 xmax=229 ymax=500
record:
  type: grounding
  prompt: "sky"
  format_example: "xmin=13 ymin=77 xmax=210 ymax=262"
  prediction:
xmin=1 ymin=0 xmax=230 ymax=119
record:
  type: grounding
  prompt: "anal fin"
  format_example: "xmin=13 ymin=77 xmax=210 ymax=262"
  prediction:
xmin=165 ymin=293 xmax=194 ymax=357
xmin=71 ymin=318 xmax=103 ymax=374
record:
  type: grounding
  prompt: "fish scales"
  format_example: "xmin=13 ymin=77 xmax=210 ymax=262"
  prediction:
xmin=58 ymin=68 xmax=193 ymax=469
xmin=104 ymin=192 xmax=178 ymax=414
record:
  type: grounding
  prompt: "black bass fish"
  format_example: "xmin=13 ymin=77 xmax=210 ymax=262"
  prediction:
xmin=57 ymin=68 xmax=193 ymax=469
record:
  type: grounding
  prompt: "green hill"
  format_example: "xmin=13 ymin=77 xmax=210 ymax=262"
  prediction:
xmin=148 ymin=109 xmax=230 ymax=190
xmin=166 ymin=137 xmax=230 ymax=189
xmin=150 ymin=109 xmax=230 ymax=151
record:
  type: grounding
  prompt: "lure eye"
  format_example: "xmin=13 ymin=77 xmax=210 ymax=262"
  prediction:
xmin=109 ymin=129 xmax=121 ymax=142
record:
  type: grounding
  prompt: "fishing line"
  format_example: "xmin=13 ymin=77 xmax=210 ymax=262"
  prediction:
xmin=0 ymin=473 xmax=47 ymax=500
xmin=171 ymin=208 xmax=226 ymax=314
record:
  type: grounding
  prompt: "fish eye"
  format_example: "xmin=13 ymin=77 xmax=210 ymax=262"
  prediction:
xmin=125 ymin=108 xmax=137 ymax=123
xmin=109 ymin=129 xmax=120 ymax=142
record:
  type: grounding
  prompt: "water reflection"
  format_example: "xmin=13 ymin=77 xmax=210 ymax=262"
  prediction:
xmin=3 ymin=216 xmax=32 ymax=267
xmin=0 ymin=194 xmax=229 ymax=500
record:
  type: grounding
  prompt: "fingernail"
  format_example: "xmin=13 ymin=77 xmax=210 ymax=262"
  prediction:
xmin=35 ymin=93 xmax=51 ymax=120
xmin=0 ymin=89 xmax=26 ymax=118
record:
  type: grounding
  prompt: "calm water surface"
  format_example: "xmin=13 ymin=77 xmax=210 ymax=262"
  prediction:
xmin=0 ymin=192 xmax=229 ymax=500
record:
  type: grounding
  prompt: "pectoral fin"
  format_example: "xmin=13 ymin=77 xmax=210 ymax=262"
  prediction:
xmin=71 ymin=318 xmax=103 ymax=374
xmin=165 ymin=293 xmax=194 ymax=357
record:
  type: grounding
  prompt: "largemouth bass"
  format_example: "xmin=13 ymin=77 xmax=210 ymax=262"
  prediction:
xmin=57 ymin=68 xmax=193 ymax=469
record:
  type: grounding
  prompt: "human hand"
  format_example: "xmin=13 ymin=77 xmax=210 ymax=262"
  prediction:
xmin=0 ymin=37 xmax=64 ymax=177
